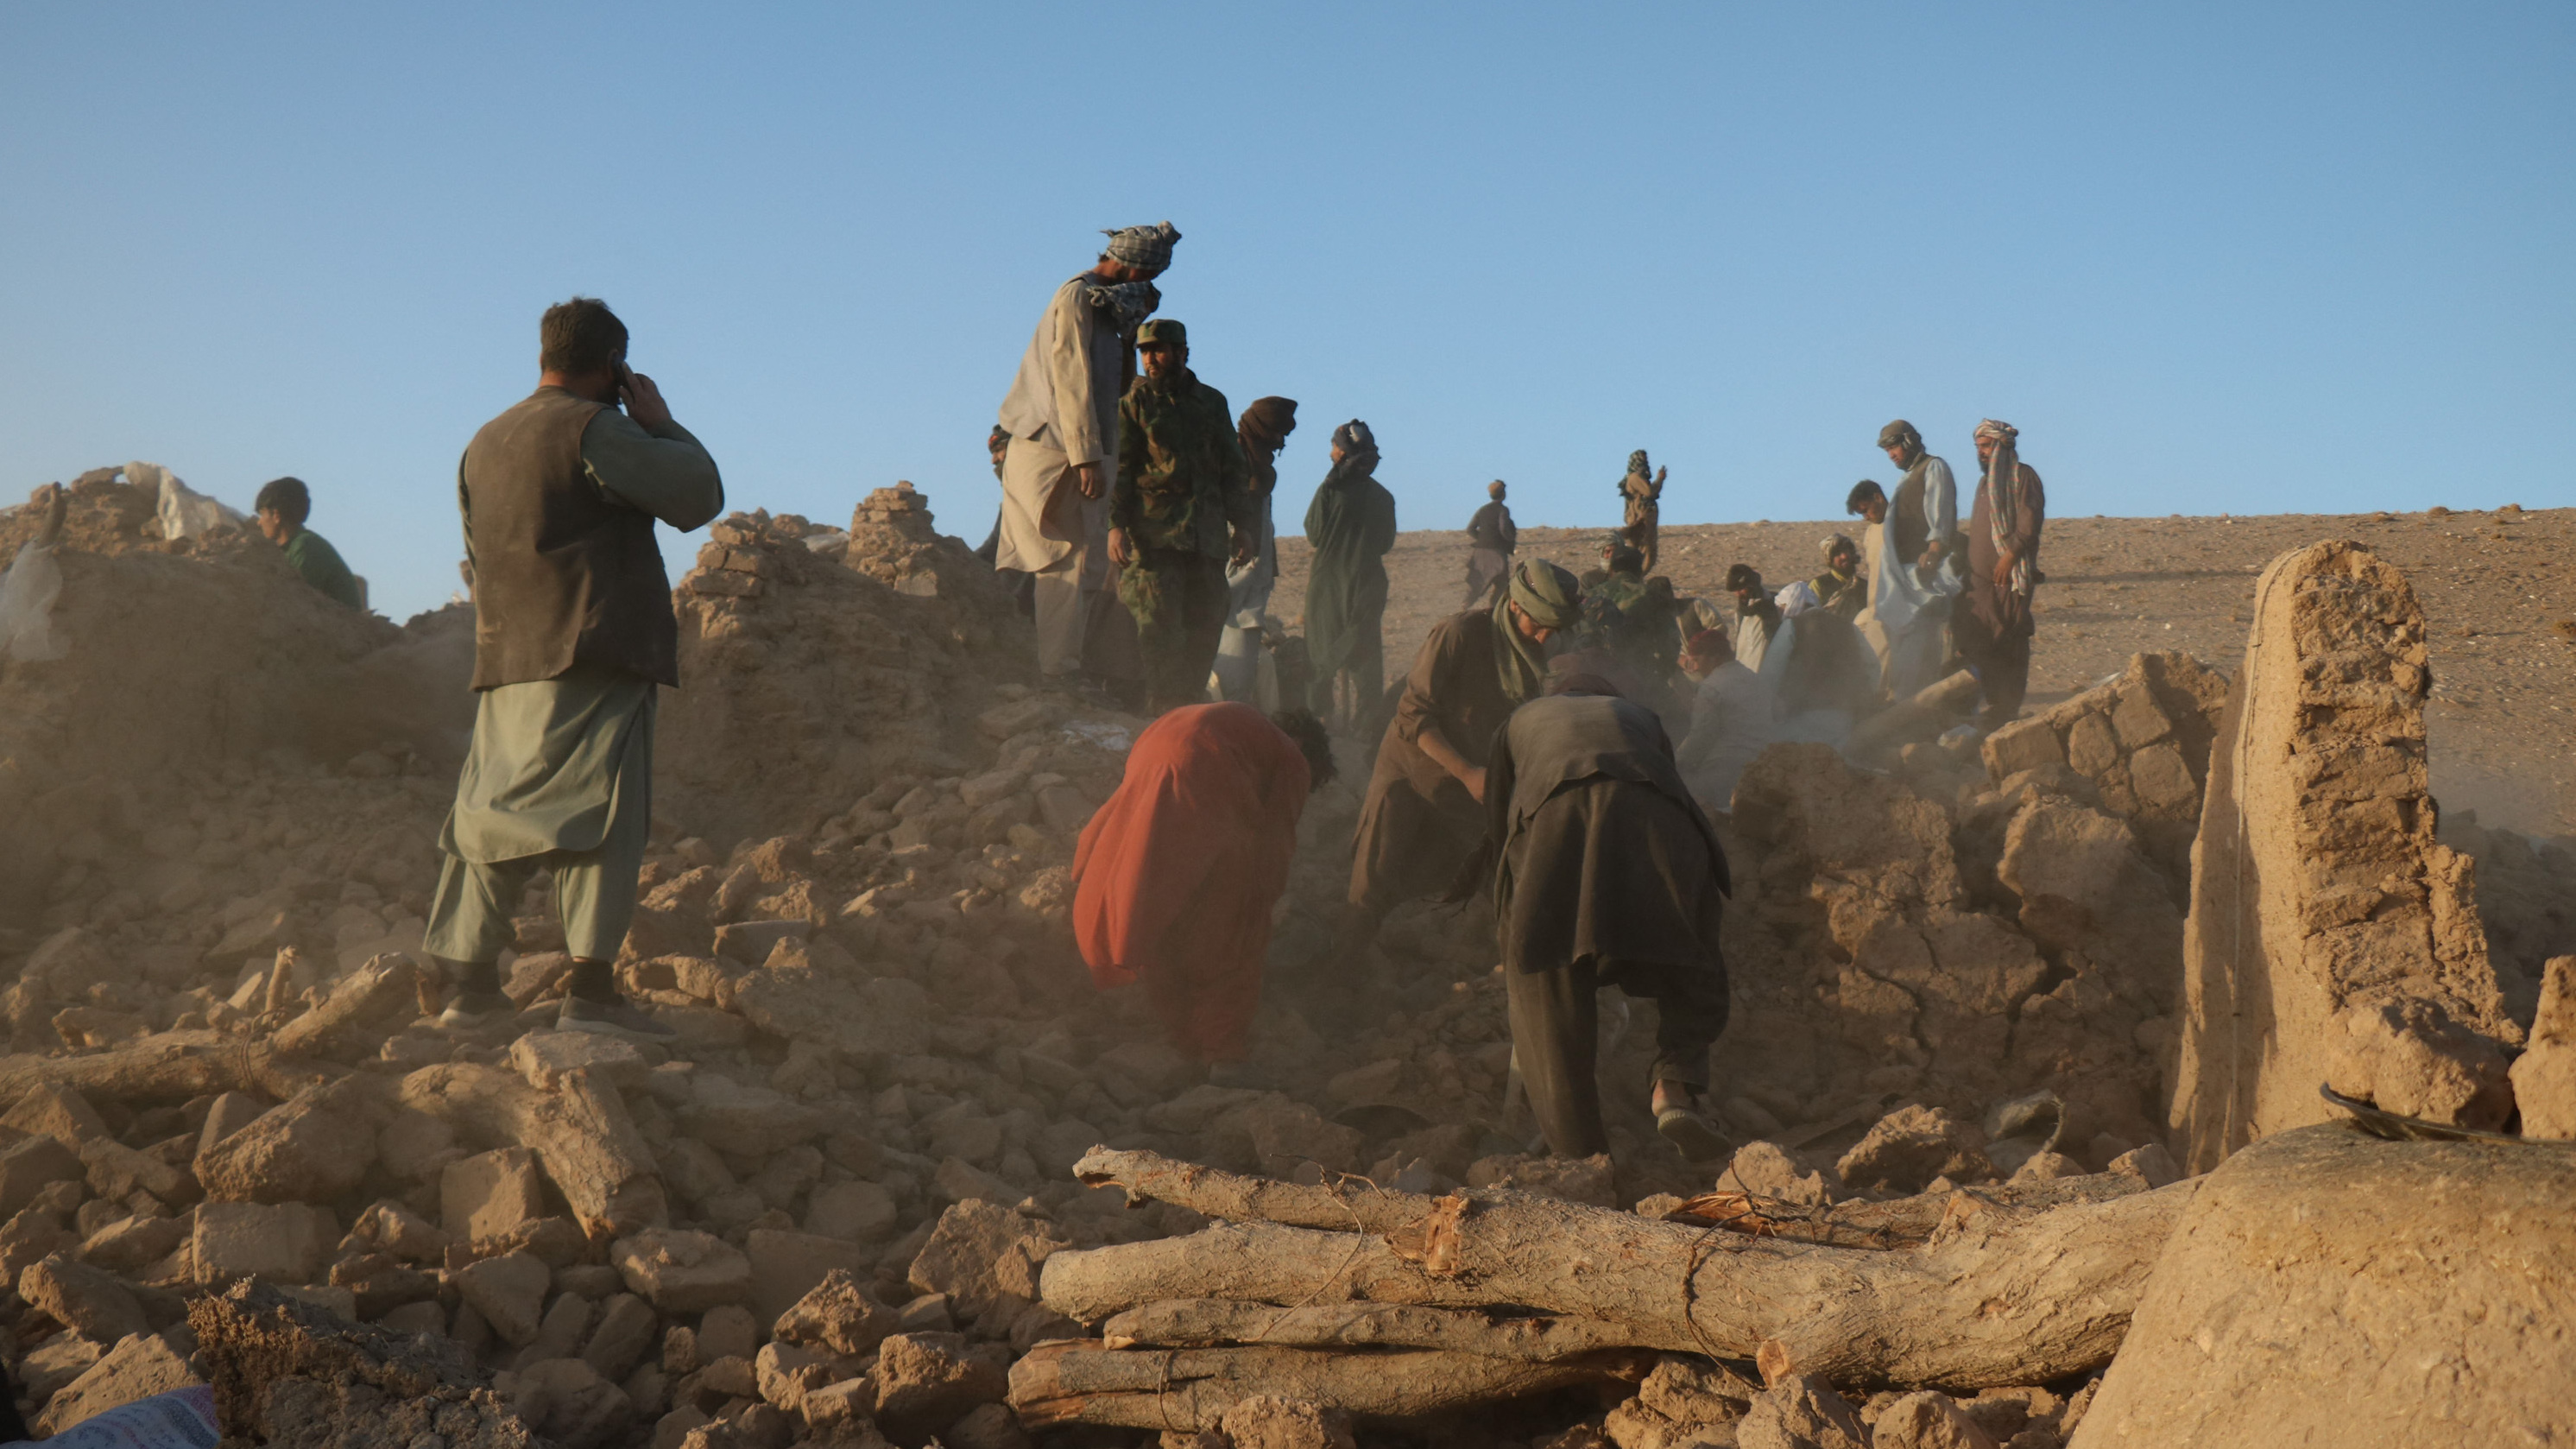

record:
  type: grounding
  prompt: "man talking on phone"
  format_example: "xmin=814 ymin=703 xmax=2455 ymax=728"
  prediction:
xmin=426 ymin=296 xmax=723 ymax=1038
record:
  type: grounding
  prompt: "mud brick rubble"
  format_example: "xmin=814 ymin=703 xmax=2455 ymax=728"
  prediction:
xmin=0 ymin=475 xmax=2569 ymax=1448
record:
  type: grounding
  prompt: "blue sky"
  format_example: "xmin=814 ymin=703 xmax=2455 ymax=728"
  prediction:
xmin=3 ymin=3 xmax=2568 ymax=621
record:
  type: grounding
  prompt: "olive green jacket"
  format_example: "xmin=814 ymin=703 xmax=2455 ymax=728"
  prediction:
xmin=1114 ymin=367 xmax=1253 ymax=557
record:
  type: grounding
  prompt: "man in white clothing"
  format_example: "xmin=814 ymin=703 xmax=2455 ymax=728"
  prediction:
xmin=1845 ymin=478 xmax=1952 ymax=701
xmin=1674 ymin=629 xmax=1776 ymax=817
xmin=996 ymin=222 xmax=1180 ymax=688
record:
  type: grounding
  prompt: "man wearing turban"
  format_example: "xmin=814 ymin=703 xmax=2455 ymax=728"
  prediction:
xmin=995 ymin=221 xmax=1180 ymax=693
xmin=1462 ymin=479 xmax=1518 ymax=608
xmin=1956 ymin=419 xmax=2046 ymax=731
xmin=1300 ymin=420 xmax=1398 ymax=725
xmin=1316 ymin=559 xmax=1583 ymax=999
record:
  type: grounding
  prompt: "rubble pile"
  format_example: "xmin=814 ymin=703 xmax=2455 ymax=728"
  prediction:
xmin=655 ymin=498 xmax=1032 ymax=853
xmin=1 ymin=487 xmax=2566 ymax=1448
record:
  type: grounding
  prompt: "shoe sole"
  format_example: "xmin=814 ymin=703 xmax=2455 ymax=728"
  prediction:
xmin=1657 ymin=1110 xmax=1736 ymax=1164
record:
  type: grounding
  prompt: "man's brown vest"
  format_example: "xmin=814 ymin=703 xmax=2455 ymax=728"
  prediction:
xmin=461 ymin=387 xmax=679 ymax=690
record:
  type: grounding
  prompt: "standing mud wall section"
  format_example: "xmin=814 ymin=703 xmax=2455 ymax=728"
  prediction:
xmin=653 ymin=499 xmax=1032 ymax=854
xmin=2168 ymin=541 xmax=2513 ymax=1172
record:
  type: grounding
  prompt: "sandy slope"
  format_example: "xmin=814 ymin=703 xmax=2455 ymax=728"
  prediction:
xmin=1272 ymin=505 xmax=2575 ymax=840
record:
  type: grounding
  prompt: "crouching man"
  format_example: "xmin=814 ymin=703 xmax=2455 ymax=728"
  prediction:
xmin=428 ymin=296 xmax=723 ymax=1037
xmin=1473 ymin=677 xmax=1733 ymax=1161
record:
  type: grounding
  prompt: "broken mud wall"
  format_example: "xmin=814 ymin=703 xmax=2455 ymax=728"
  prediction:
xmin=1979 ymin=653 xmax=2231 ymax=887
xmin=2169 ymin=541 xmax=2512 ymax=1173
xmin=654 ymin=492 xmax=1032 ymax=854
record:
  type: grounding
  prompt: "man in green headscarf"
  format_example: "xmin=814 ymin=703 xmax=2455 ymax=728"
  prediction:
xmin=1318 ymin=558 xmax=1583 ymax=990
xmin=1301 ymin=420 xmax=1398 ymax=728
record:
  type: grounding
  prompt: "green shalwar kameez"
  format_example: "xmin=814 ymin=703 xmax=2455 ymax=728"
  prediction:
xmin=421 ymin=410 xmax=721 ymax=967
xmin=1301 ymin=458 xmax=1397 ymax=718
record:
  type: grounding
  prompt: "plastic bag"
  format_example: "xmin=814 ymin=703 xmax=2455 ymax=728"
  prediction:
xmin=0 ymin=541 xmax=66 ymax=663
xmin=2 ymin=1383 xmax=218 ymax=1447
xmin=123 ymin=461 xmax=247 ymax=541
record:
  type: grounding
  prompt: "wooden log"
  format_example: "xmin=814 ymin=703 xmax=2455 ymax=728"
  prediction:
xmin=397 ymin=1062 xmax=666 ymax=1239
xmin=1051 ymin=1149 xmax=2198 ymax=1390
xmin=268 ymin=954 xmax=420 ymax=1060
xmin=1104 ymin=1299 xmax=1654 ymax=1360
xmin=1007 ymin=1339 xmax=1639 ymax=1431
xmin=1846 ymin=669 xmax=1984 ymax=757
xmin=0 ymin=1031 xmax=329 ymax=1106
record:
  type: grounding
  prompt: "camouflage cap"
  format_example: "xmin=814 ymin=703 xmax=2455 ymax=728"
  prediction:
xmin=1137 ymin=319 xmax=1187 ymax=349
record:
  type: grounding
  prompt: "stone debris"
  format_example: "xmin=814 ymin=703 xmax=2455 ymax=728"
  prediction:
xmin=0 ymin=485 xmax=2560 ymax=1444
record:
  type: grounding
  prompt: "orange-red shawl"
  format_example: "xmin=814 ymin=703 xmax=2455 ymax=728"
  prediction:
xmin=1071 ymin=703 xmax=1310 ymax=1061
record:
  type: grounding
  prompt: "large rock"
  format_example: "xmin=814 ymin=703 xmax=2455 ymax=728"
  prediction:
xmin=0 ymin=1133 xmax=85 ymax=1218
xmin=19 ymin=1251 xmax=148 ymax=1342
xmin=2509 ymin=956 xmax=2576 ymax=1138
xmin=2071 ymin=1123 xmax=2574 ymax=1447
xmin=2169 ymin=543 xmax=2513 ymax=1172
xmin=1737 ymin=1374 xmax=1866 ymax=1449
xmin=872 ymin=1331 xmax=1010 ymax=1446
xmin=906 ymin=1200 xmax=1068 ymax=1326
xmin=610 ymin=1227 xmax=752 ymax=1313
xmin=194 ymin=1077 xmax=382 ymax=1204
xmin=33 ymin=1331 xmax=200 ymax=1435
xmin=773 ymin=1268 xmax=899 ymax=1357
xmin=443 ymin=1147 xmax=548 ymax=1242
xmin=194 ymin=1201 xmax=330 ymax=1285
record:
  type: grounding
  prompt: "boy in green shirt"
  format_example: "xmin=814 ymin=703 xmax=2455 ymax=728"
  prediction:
xmin=254 ymin=476 xmax=364 ymax=610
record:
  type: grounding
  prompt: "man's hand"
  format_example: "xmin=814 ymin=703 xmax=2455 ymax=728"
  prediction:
xmin=1229 ymin=525 xmax=1257 ymax=567
xmin=1992 ymin=550 xmax=2018 ymax=592
xmin=620 ymin=371 xmax=675 ymax=433
xmin=1076 ymin=462 xmax=1106 ymax=499
xmin=1107 ymin=527 xmax=1133 ymax=568
xmin=1461 ymin=765 xmax=1488 ymax=803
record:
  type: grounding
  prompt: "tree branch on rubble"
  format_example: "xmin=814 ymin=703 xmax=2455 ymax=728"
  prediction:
xmin=1105 ymin=1299 xmax=1662 ymax=1360
xmin=0 ymin=1031 xmax=331 ymax=1105
xmin=1055 ymin=1148 xmax=2197 ymax=1390
xmin=1009 ymin=1339 xmax=1641 ymax=1431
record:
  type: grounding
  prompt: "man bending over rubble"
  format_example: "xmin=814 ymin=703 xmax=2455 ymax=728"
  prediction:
xmin=1471 ymin=676 xmax=1733 ymax=1162
xmin=1323 ymin=559 xmax=1583 ymax=992
xmin=1070 ymin=703 xmax=1335 ymax=1078
xmin=427 ymin=296 xmax=723 ymax=1037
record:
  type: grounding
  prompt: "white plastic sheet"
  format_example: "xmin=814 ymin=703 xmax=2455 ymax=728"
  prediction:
xmin=123 ymin=461 xmax=247 ymax=541
xmin=0 ymin=541 xmax=66 ymax=662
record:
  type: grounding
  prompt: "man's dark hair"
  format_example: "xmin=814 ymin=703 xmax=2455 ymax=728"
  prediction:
xmin=1271 ymin=708 xmax=1338 ymax=794
xmin=254 ymin=476 xmax=311 ymax=525
xmin=540 ymin=296 xmax=629 ymax=376
xmin=1845 ymin=478 xmax=1885 ymax=516
xmin=1725 ymin=563 xmax=1765 ymax=593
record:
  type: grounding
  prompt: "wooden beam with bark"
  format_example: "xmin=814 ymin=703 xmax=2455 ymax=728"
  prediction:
xmin=1009 ymin=1339 xmax=1641 ymax=1431
xmin=1051 ymin=1148 xmax=2198 ymax=1390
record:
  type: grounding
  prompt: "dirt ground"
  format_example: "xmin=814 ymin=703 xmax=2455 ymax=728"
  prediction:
xmin=1274 ymin=505 xmax=2576 ymax=842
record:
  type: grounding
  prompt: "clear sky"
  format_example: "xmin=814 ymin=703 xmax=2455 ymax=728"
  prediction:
xmin=3 ymin=2 xmax=2568 ymax=622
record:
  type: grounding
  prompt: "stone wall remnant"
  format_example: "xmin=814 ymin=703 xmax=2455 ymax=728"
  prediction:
xmin=2168 ymin=541 xmax=2511 ymax=1172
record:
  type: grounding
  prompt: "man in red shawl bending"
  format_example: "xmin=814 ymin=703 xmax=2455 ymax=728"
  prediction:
xmin=1072 ymin=703 xmax=1336 ymax=1068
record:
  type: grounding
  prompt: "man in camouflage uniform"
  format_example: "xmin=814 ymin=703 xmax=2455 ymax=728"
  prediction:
xmin=1109 ymin=320 xmax=1257 ymax=713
